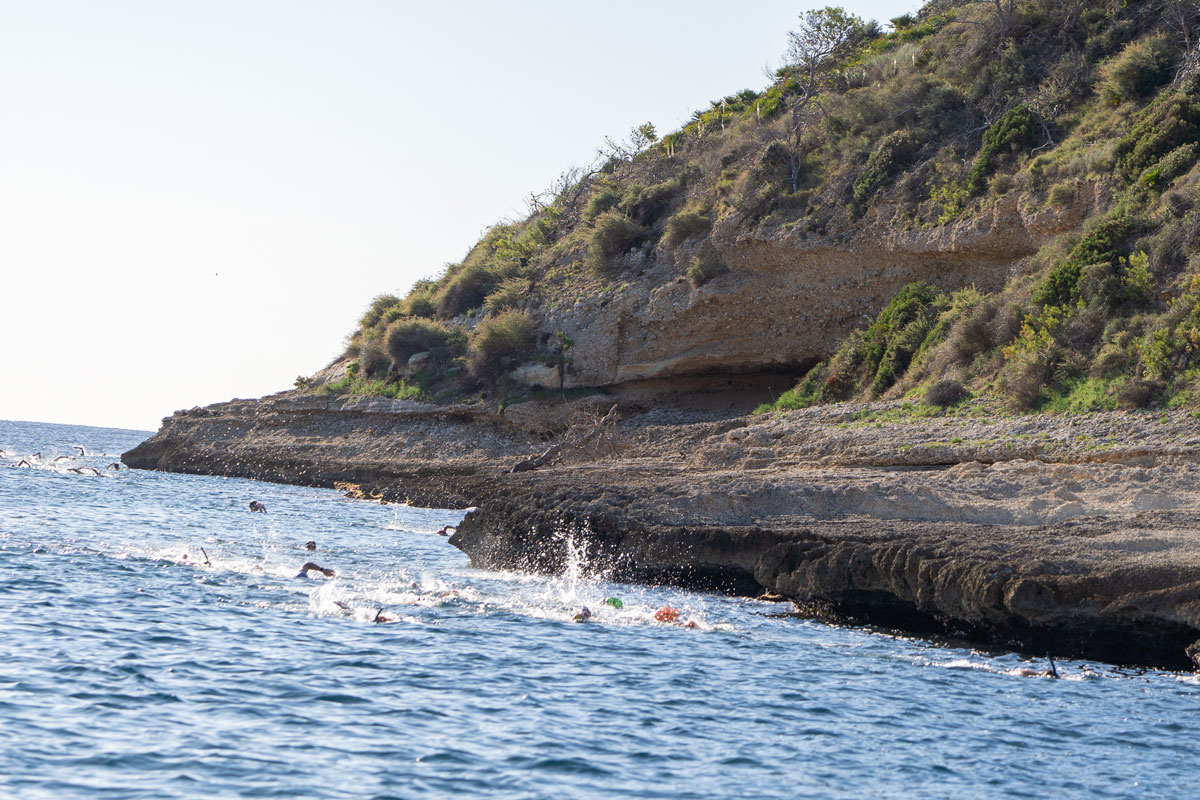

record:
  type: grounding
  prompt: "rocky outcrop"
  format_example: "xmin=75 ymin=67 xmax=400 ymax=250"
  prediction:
xmin=530 ymin=187 xmax=1100 ymax=390
xmin=125 ymin=392 xmax=1200 ymax=670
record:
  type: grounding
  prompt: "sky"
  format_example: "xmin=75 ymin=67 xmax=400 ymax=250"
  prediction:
xmin=2 ymin=0 xmax=912 ymax=432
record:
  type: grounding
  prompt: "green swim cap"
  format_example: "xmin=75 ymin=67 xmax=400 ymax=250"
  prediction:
xmin=605 ymin=597 xmax=623 ymax=609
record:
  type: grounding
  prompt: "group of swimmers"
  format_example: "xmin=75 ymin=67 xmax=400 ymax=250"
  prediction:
xmin=7 ymin=446 xmax=123 ymax=473
xmin=571 ymin=597 xmax=699 ymax=628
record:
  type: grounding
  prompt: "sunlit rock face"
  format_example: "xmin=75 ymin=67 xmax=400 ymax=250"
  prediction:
xmin=537 ymin=186 xmax=1098 ymax=389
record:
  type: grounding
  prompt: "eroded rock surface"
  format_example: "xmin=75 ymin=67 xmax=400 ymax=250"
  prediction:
xmin=536 ymin=189 xmax=1097 ymax=388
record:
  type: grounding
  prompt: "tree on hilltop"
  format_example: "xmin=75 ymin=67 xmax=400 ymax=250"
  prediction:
xmin=776 ymin=6 xmax=864 ymax=191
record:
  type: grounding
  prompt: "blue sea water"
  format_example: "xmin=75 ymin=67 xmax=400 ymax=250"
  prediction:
xmin=1 ymin=419 xmax=1198 ymax=800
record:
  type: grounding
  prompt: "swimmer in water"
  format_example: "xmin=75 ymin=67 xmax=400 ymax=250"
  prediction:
xmin=304 ymin=540 xmax=317 ymax=551
xmin=1015 ymin=653 xmax=1061 ymax=678
xmin=297 ymin=562 xmax=335 ymax=578
xmin=654 ymin=606 xmax=699 ymax=629
xmin=435 ymin=525 xmax=457 ymax=536
xmin=52 ymin=455 xmax=73 ymax=463
xmin=15 ymin=459 xmax=32 ymax=468
xmin=249 ymin=501 xmax=267 ymax=513
xmin=108 ymin=463 xmax=121 ymax=471
xmin=74 ymin=446 xmax=87 ymax=456
xmin=331 ymin=600 xmax=395 ymax=623
xmin=573 ymin=606 xmax=592 ymax=622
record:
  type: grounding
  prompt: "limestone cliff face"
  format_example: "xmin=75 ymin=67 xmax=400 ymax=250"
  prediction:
xmin=529 ymin=186 xmax=1100 ymax=390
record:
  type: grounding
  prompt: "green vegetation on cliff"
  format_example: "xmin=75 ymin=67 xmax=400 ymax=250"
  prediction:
xmin=330 ymin=0 xmax=1200 ymax=414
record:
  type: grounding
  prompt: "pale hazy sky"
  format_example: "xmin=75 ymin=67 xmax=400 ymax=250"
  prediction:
xmin=3 ymin=0 xmax=910 ymax=432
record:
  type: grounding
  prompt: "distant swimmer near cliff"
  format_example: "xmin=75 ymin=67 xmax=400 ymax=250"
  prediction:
xmin=249 ymin=501 xmax=267 ymax=513
xmin=1015 ymin=653 xmax=1061 ymax=678
xmin=297 ymin=562 xmax=335 ymax=578
xmin=435 ymin=525 xmax=457 ymax=536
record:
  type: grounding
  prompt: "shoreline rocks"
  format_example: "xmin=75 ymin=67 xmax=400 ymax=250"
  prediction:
xmin=123 ymin=392 xmax=1200 ymax=670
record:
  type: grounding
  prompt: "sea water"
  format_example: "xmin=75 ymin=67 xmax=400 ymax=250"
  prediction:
xmin=1 ymin=419 xmax=1198 ymax=799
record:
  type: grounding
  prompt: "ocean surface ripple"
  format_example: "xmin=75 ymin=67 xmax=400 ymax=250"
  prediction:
xmin=1 ymin=419 xmax=1198 ymax=799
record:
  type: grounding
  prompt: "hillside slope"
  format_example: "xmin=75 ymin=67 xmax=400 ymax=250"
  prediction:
xmin=312 ymin=0 xmax=1200 ymax=418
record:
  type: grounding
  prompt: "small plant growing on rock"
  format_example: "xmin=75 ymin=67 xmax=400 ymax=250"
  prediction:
xmin=688 ymin=250 xmax=726 ymax=287
xmin=1048 ymin=182 xmax=1074 ymax=206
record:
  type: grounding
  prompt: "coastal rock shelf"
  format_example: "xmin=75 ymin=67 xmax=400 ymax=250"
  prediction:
xmin=124 ymin=392 xmax=1200 ymax=670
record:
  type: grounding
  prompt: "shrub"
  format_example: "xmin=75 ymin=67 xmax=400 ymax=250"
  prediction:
xmin=1165 ymin=190 xmax=1194 ymax=218
xmin=404 ymin=291 xmax=436 ymax=318
xmin=583 ymin=187 xmax=621 ymax=222
xmin=381 ymin=303 xmax=409 ymax=325
xmin=484 ymin=277 xmax=533 ymax=313
xmin=1115 ymin=92 xmax=1200 ymax=180
xmin=925 ymin=379 xmax=968 ymax=407
xmin=587 ymin=211 xmax=644 ymax=273
xmin=620 ymin=179 xmax=682 ymax=226
xmin=1048 ymin=182 xmax=1075 ymax=206
xmin=359 ymin=294 xmax=401 ymax=330
xmin=1122 ymin=251 xmax=1154 ymax=304
xmin=1115 ymin=379 xmax=1163 ymax=409
xmin=852 ymin=131 xmax=919 ymax=206
xmin=663 ymin=209 xmax=711 ymax=248
xmin=1139 ymin=143 xmax=1199 ymax=191
xmin=949 ymin=297 xmax=997 ymax=361
xmin=1034 ymin=213 xmax=1135 ymax=307
xmin=433 ymin=264 xmax=497 ymax=318
xmin=822 ymin=332 xmax=868 ymax=401
xmin=1098 ymin=34 xmax=1176 ymax=107
xmin=1000 ymin=350 xmax=1052 ymax=411
xmin=385 ymin=318 xmax=456 ymax=365
xmin=861 ymin=282 xmax=944 ymax=395
xmin=358 ymin=337 xmax=390 ymax=378
xmin=688 ymin=251 xmax=726 ymax=287
xmin=468 ymin=309 xmax=537 ymax=379
xmin=755 ymin=364 xmax=827 ymax=413
xmin=967 ymin=105 xmax=1043 ymax=195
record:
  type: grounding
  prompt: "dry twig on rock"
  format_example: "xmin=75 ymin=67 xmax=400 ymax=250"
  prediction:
xmin=510 ymin=404 xmax=621 ymax=472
